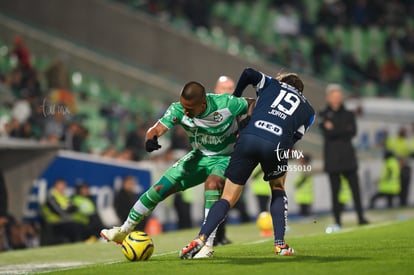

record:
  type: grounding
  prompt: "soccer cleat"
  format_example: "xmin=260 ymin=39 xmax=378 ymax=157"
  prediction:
xmin=274 ymin=244 xmax=295 ymax=256
xmin=179 ymin=237 xmax=205 ymax=259
xmin=193 ymin=244 xmax=214 ymax=259
xmin=325 ymin=224 xmax=342 ymax=234
xmin=100 ymin=227 xmax=129 ymax=245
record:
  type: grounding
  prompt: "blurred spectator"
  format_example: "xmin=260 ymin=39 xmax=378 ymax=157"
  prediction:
xmin=125 ymin=121 xmax=146 ymax=161
xmin=350 ymin=0 xmax=371 ymax=27
xmin=385 ymin=28 xmax=404 ymax=60
xmin=343 ymin=53 xmax=364 ymax=88
xmin=115 ymin=149 xmax=135 ymax=161
xmin=384 ymin=0 xmax=405 ymax=26
xmin=64 ymin=121 xmax=88 ymax=152
xmin=293 ymin=154 xmax=313 ymax=217
xmin=251 ymin=165 xmax=270 ymax=213
xmin=40 ymin=179 xmax=82 ymax=245
xmin=183 ymin=0 xmax=210 ymax=29
xmin=9 ymin=68 xmax=25 ymax=98
xmin=385 ymin=127 xmax=412 ymax=206
xmin=401 ymin=27 xmax=414 ymax=77
xmin=173 ymin=188 xmax=193 ymax=229
xmin=290 ymin=48 xmax=307 ymax=72
xmin=311 ymin=33 xmax=332 ymax=74
xmin=114 ymin=175 xmax=147 ymax=231
xmin=42 ymin=106 xmax=67 ymax=143
xmin=273 ymin=5 xmax=300 ymax=37
xmin=379 ymin=55 xmax=403 ymax=95
xmin=0 ymin=73 xmax=14 ymax=102
xmin=369 ymin=150 xmax=401 ymax=209
xmin=72 ymin=182 xmax=104 ymax=241
xmin=27 ymin=98 xmax=47 ymax=139
xmin=338 ymin=174 xmax=352 ymax=211
xmin=274 ymin=41 xmax=292 ymax=67
xmin=44 ymin=56 xmax=70 ymax=90
xmin=299 ymin=11 xmax=315 ymax=37
xmin=364 ymin=55 xmax=380 ymax=82
xmin=101 ymin=146 xmax=118 ymax=158
xmin=11 ymin=96 xmax=31 ymax=126
xmin=10 ymin=35 xmax=32 ymax=75
xmin=214 ymin=75 xmax=235 ymax=94
xmin=319 ymin=84 xmax=368 ymax=228
xmin=316 ymin=1 xmax=347 ymax=27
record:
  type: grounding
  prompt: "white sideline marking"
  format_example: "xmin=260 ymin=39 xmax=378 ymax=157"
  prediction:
xmin=0 ymin=262 xmax=89 ymax=275
xmin=242 ymin=238 xmax=272 ymax=245
xmin=0 ymin=251 xmax=179 ymax=275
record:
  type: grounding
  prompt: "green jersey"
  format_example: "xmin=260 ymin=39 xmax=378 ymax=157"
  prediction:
xmin=159 ymin=93 xmax=248 ymax=156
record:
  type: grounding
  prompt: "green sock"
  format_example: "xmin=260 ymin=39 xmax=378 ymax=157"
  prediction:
xmin=205 ymin=190 xmax=221 ymax=209
xmin=204 ymin=190 xmax=221 ymax=246
xmin=123 ymin=177 xmax=173 ymax=231
xmin=122 ymin=186 xmax=163 ymax=231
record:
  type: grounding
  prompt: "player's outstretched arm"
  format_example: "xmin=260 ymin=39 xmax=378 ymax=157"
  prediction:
xmin=145 ymin=121 xmax=168 ymax=152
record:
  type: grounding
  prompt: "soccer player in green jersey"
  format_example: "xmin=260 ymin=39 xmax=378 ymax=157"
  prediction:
xmin=101 ymin=81 xmax=254 ymax=258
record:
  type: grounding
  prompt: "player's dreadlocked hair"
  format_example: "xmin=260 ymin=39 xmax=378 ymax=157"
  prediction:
xmin=181 ymin=81 xmax=206 ymax=101
xmin=275 ymin=73 xmax=304 ymax=93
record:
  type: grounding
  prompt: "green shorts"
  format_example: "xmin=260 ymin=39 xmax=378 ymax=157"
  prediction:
xmin=163 ymin=150 xmax=230 ymax=192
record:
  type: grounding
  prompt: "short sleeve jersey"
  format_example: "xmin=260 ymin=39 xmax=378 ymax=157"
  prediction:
xmin=159 ymin=93 xmax=248 ymax=156
xmin=241 ymin=74 xmax=315 ymax=148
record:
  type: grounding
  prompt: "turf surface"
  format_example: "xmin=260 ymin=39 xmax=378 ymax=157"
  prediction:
xmin=0 ymin=208 xmax=413 ymax=275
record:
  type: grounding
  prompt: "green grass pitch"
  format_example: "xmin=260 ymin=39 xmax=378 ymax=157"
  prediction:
xmin=1 ymin=208 xmax=413 ymax=275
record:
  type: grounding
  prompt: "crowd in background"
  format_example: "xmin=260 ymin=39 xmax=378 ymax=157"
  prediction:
xmin=132 ymin=0 xmax=414 ymax=97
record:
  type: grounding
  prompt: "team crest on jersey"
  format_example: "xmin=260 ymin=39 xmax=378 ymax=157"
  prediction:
xmin=213 ymin=112 xmax=223 ymax=122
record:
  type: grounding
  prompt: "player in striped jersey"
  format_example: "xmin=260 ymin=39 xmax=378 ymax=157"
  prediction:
xmin=101 ymin=81 xmax=254 ymax=258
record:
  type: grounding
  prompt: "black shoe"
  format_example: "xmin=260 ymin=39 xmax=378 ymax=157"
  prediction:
xmin=359 ymin=219 xmax=369 ymax=225
xmin=220 ymin=238 xmax=232 ymax=245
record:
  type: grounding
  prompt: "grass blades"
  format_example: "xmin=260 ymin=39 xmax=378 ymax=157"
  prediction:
xmin=0 ymin=208 xmax=413 ymax=275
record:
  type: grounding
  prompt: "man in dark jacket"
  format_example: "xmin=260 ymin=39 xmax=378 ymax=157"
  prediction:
xmin=319 ymin=84 xmax=368 ymax=229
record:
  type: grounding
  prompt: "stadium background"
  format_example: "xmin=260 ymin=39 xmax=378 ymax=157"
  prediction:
xmin=0 ymin=0 xmax=413 ymax=247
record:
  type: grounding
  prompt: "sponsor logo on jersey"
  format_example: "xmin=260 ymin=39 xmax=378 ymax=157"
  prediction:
xmin=197 ymin=134 xmax=226 ymax=145
xmin=213 ymin=112 xmax=223 ymax=122
xmin=254 ymin=120 xmax=282 ymax=136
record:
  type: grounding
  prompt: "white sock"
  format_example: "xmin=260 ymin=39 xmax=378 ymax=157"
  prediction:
xmin=120 ymin=201 xmax=150 ymax=232
xmin=204 ymin=208 xmax=218 ymax=246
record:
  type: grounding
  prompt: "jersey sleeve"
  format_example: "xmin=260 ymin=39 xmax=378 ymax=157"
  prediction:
xmin=233 ymin=68 xmax=264 ymax=97
xmin=227 ymin=95 xmax=248 ymax=116
xmin=158 ymin=103 xmax=181 ymax=129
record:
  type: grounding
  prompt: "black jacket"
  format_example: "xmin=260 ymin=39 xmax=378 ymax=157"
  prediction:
xmin=319 ymin=105 xmax=358 ymax=173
